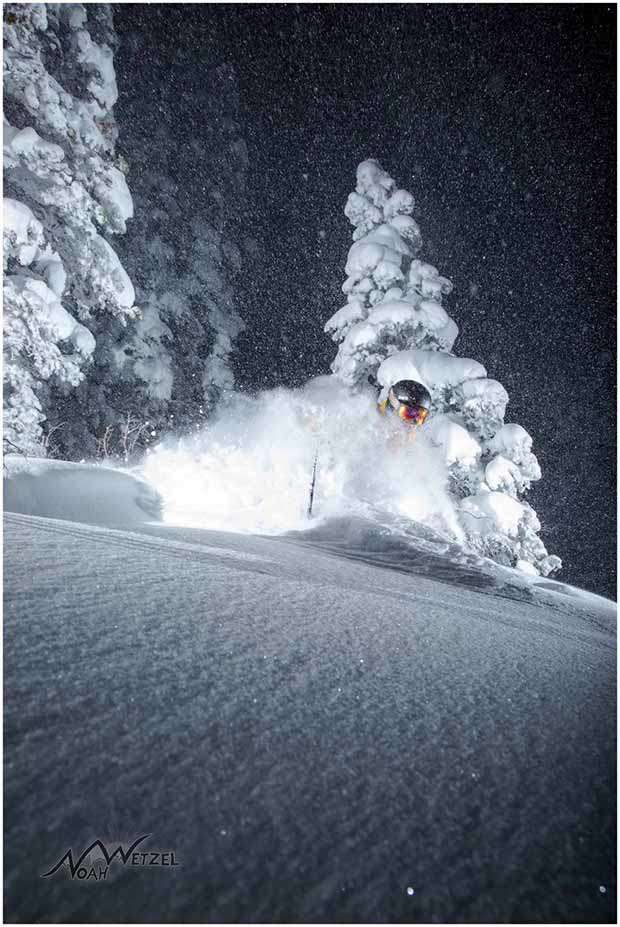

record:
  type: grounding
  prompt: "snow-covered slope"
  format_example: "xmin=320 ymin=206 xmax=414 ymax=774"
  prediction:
xmin=3 ymin=461 xmax=616 ymax=922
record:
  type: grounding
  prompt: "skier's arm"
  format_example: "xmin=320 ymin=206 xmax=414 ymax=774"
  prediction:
xmin=368 ymin=373 xmax=388 ymax=413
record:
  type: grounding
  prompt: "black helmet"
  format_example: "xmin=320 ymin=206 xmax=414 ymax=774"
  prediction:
xmin=388 ymin=380 xmax=432 ymax=426
xmin=389 ymin=380 xmax=432 ymax=410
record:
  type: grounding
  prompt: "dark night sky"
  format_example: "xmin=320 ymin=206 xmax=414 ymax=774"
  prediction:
xmin=114 ymin=4 xmax=616 ymax=598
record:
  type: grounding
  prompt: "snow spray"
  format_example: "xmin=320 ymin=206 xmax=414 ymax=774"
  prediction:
xmin=141 ymin=375 xmax=463 ymax=539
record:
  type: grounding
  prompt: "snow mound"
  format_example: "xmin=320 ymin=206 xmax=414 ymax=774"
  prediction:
xmin=3 ymin=456 xmax=162 ymax=526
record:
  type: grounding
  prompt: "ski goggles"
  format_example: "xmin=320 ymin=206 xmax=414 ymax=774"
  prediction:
xmin=397 ymin=404 xmax=429 ymax=425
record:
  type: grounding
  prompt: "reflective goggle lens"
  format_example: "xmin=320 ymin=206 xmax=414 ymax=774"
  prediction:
xmin=398 ymin=404 xmax=428 ymax=425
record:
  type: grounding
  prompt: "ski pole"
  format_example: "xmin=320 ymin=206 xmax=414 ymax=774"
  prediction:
xmin=307 ymin=443 xmax=319 ymax=517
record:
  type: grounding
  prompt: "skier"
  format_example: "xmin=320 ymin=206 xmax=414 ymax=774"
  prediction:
xmin=375 ymin=378 xmax=432 ymax=429
xmin=308 ymin=377 xmax=432 ymax=516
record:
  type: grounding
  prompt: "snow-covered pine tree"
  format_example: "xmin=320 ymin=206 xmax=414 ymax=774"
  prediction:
xmin=109 ymin=63 xmax=248 ymax=442
xmin=3 ymin=2 xmax=136 ymax=456
xmin=325 ymin=159 xmax=561 ymax=577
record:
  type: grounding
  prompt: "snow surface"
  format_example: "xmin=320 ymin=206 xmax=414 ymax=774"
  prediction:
xmin=4 ymin=466 xmax=616 ymax=921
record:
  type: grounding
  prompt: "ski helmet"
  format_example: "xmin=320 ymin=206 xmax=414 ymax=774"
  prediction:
xmin=388 ymin=380 xmax=432 ymax=426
